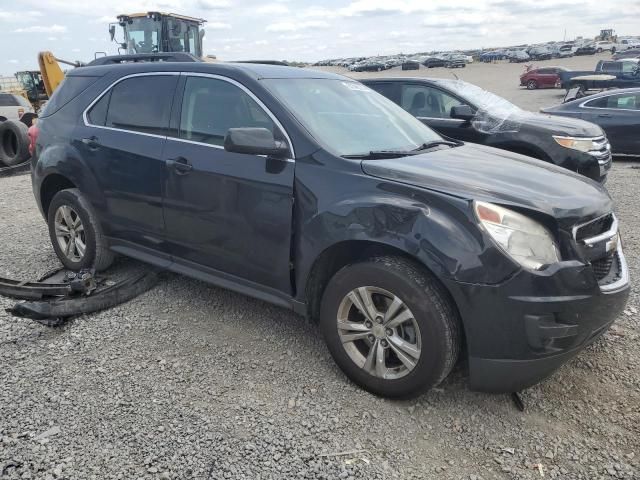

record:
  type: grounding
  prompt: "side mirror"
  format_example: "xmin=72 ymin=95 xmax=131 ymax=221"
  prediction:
xmin=224 ymin=128 xmax=289 ymax=158
xmin=450 ymin=105 xmax=475 ymax=121
xmin=109 ymin=25 xmax=116 ymax=42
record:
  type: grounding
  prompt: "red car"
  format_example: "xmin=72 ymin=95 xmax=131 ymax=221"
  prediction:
xmin=520 ymin=66 xmax=568 ymax=89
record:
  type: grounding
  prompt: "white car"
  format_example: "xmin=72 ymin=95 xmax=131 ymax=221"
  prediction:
xmin=0 ymin=93 xmax=34 ymax=123
xmin=616 ymin=38 xmax=640 ymax=51
xmin=595 ymin=41 xmax=616 ymax=52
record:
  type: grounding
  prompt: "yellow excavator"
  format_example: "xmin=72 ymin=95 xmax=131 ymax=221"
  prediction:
xmin=38 ymin=12 xmax=208 ymax=98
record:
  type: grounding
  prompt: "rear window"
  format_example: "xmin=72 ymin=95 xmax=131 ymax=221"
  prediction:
xmin=87 ymin=75 xmax=177 ymax=135
xmin=0 ymin=94 xmax=20 ymax=107
xmin=39 ymin=75 xmax=100 ymax=117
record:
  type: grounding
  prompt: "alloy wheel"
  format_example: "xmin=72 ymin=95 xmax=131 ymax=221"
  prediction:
xmin=54 ymin=205 xmax=86 ymax=263
xmin=337 ymin=286 xmax=421 ymax=380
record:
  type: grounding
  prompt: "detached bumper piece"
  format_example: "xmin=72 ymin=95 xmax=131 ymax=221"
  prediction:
xmin=3 ymin=269 xmax=159 ymax=326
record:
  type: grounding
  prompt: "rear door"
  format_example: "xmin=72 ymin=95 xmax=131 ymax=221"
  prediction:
xmin=161 ymin=74 xmax=296 ymax=294
xmin=75 ymin=73 xmax=179 ymax=255
xmin=581 ymin=92 xmax=640 ymax=154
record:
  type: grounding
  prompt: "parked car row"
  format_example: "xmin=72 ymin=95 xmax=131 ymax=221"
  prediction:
xmin=33 ymin=60 xmax=630 ymax=399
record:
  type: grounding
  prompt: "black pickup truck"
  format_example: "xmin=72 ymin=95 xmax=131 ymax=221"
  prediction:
xmin=559 ymin=60 xmax=640 ymax=91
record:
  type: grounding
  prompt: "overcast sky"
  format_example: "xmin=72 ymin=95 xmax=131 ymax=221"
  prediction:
xmin=1 ymin=0 xmax=639 ymax=75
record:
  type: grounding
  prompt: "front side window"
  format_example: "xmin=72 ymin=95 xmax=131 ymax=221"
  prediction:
xmin=264 ymin=79 xmax=442 ymax=157
xmin=87 ymin=75 xmax=177 ymax=135
xmin=400 ymin=84 xmax=465 ymax=119
xmin=179 ymin=76 xmax=276 ymax=147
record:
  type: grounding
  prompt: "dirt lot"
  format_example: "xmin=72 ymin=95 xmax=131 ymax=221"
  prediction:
xmin=1 ymin=54 xmax=639 ymax=480
xmin=315 ymin=52 xmax=614 ymax=112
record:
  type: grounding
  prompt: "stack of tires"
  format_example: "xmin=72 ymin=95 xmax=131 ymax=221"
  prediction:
xmin=0 ymin=120 xmax=31 ymax=168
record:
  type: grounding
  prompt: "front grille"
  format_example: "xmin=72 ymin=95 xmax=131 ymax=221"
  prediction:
xmin=575 ymin=214 xmax=614 ymax=242
xmin=591 ymin=255 xmax=614 ymax=281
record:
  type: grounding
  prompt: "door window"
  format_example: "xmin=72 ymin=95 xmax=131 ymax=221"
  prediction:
xmin=179 ymin=76 xmax=277 ymax=147
xmin=87 ymin=75 xmax=177 ymax=135
xmin=400 ymin=84 xmax=465 ymax=119
xmin=586 ymin=94 xmax=639 ymax=109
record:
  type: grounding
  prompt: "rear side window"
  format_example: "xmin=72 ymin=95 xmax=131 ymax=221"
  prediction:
xmin=0 ymin=94 xmax=20 ymax=107
xmin=99 ymin=75 xmax=177 ymax=135
xmin=178 ymin=76 xmax=275 ymax=146
xmin=586 ymin=94 xmax=639 ymax=109
xmin=40 ymin=75 xmax=100 ymax=117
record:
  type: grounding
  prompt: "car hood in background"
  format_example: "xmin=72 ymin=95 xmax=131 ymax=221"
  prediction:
xmin=505 ymin=110 xmax=603 ymax=137
xmin=361 ymin=143 xmax=612 ymax=225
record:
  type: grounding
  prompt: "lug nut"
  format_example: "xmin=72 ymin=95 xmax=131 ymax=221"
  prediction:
xmin=386 ymin=328 xmax=393 ymax=336
xmin=381 ymin=340 xmax=388 ymax=347
xmin=368 ymin=335 xmax=375 ymax=342
xmin=375 ymin=316 xmax=383 ymax=324
xmin=365 ymin=320 xmax=373 ymax=328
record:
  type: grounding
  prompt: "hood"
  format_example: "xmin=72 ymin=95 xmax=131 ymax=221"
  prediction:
xmin=507 ymin=110 xmax=603 ymax=137
xmin=361 ymin=143 xmax=612 ymax=226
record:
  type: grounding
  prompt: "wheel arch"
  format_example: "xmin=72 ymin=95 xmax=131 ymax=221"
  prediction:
xmin=40 ymin=173 xmax=77 ymax=217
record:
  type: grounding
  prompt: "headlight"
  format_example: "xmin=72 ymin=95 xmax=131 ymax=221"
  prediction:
xmin=474 ymin=201 xmax=560 ymax=270
xmin=552 ymin=135 xmax=600 ymax=153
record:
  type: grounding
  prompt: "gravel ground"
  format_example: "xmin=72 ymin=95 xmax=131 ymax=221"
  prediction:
xmin=1 ymin=57 xmax=639 ymax=479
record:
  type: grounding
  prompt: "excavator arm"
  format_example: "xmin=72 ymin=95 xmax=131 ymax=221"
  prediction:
xmin=37 ymin=51 xmax=82 ymax=97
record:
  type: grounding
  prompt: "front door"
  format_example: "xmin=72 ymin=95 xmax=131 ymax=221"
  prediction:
xmin=75 ymin=73 xmax=179 ymax=253
xmin=582 ymin=92 xmax=640 ymax=155
xmin=162 ymin=74 xmax=296 ymax=294
xmin=398 ymin=83 xmax=484 ymax=143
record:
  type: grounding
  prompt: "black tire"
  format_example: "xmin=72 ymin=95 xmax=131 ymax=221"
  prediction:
xmin=47 ymin=189 xmax=114 ymax=272
xmin=0 ymin=120 xmax=30 ymax=166
xmin=526 ymin=79 xmax=538 ymax=90
xmin=596 ymin=48 xmax=603 ymax=53
xmin=320 ymin=256 xmax=461 ymax=398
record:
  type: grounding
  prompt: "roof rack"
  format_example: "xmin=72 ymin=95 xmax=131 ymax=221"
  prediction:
xmin=236 ymin=60 xmax=289 ymax=66
xmin=87 ymin=53 xmax=201 ymax=66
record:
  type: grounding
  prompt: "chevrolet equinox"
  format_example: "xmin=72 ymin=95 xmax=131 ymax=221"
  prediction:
xmin=31 ymin=62 xmax=630 ymax=398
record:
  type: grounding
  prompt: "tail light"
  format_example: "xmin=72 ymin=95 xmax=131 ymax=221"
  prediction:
xmin=18 ymin=108 xmax=24 ymax=119
xmin=28 ymin=124 xmax=39 ymax=156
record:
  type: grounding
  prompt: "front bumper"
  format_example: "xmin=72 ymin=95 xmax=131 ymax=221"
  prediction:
xmin=446 ymin=246 xmax=629 ymax=393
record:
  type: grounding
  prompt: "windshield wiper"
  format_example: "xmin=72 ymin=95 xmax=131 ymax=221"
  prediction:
xmin=342 ymin=141 xmax=460 ymax=160
xmin=411 ymin=140 xmax=459 ymax=151
xmin=342 ymin=150 xmax=418 ymax=160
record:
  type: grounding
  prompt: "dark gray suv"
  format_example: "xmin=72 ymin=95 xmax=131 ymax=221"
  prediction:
xmin=30 ymin=61 xmax=629 ymax=398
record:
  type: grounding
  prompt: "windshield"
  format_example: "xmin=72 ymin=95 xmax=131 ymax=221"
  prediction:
xmin=123 ymin=18 xmax=161 ymax=54
xmin=264 ymin=79 xmax=442 ymax=157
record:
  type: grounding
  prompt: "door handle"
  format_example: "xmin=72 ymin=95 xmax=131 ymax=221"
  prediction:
xmin=597 ymin=114 xmax=612 ymax=118
xmin=81 ymin=136 xmax=100 ymax=150
xmin=167 ymin=157 xmax=193 ymax=175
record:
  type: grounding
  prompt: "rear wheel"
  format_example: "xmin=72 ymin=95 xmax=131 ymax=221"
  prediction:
xmin=47 ymin=189 xmax=114 ymax=271
xmin=526 ymin=79 xmax=538 ymax=90
xmin=320 ymin=256 xmax=460 ymax=398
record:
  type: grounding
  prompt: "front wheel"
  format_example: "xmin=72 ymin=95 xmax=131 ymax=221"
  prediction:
xmin=527 ymin=79 xmax=538 ymax=90
xmin=320 ymin=256 xmax=461 ymax=398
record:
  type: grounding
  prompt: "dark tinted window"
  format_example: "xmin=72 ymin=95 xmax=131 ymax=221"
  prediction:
xmin=87 ymin=90 xmax=110 ymax=126
xmin=537 ymin=68 xmax=553 ymax=74
xmin=367 ymin=83 xmax=401 ymax=104
xmin=179 ymin=76 xmax=275 ymax=146
xmin=40 ymin=75 xmax=100 ymax=117
xmin=104 ymin=75 xmax=177 ymax=135
xmin=600 ymin=62 xmax=621 ymax=73
xmin=0 ymin=94 xmax=20 ymax=106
